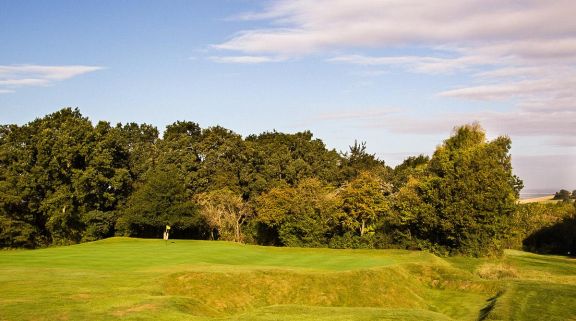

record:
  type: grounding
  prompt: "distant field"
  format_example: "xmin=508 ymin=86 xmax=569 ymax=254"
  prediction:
xmin=518 ymin=195 xmax=557 ymax=204
xmin=1 ymin=238 xmax=575 ymax=320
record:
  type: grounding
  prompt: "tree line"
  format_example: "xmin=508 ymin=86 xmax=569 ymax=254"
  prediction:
xmin=553 ymin=189 xmax=576 ymax=201
xmin=1 ymin=108 xmax=573 ymax=256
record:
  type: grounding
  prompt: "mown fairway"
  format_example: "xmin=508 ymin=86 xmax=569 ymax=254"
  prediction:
xmin=1 ymin=238 xmax=575 ymax=321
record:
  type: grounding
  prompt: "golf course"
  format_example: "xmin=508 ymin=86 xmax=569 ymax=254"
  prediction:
xmin=1 ymin=237 xmax=575 ymax=320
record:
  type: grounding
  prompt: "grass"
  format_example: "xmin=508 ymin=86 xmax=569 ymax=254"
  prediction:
xmin=0 ymin=238 xmax=575 ymax=320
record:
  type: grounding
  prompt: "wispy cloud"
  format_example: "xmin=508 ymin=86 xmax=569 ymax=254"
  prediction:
xmin=0 ymin=65 xmax=103 ymax=93
xmin=329 ymin=54 xmax=496 ymax=74
xmin=316 ymin=109 xmax=398 ymax=121
xmin=313 ymin=107 xmax=575 ymax=138
xmin=208 ymin=55 xmax=286 ymax=64
xmin=216 ymin=0 xmax=576 ymax=142
xmin=216 ymin=0 xmax=576 ymax=54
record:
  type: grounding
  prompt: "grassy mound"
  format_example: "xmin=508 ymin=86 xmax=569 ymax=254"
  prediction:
xmin=0 ymin=238 xmax=575 ymax=320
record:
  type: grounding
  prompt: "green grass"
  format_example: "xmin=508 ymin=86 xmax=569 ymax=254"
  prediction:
xmin=0 ymin=238 xmax=574 ymax=320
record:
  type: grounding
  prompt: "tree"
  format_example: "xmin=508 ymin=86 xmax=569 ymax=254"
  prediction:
xmin=116 ymin=165 xmax=202 ymax=239
xmin=244 ymin=131 xmax=341 ymax=194
xmin=416 ymin=123 xmax=523 ymax=256
xmin=195 ymin=188 xmax=249 ymax=242
xmin=339 ymin=141 xmax=390 ymax=183
xmin=391 ymin=154 xmax=429 ymax=191
xmin=505 ymin=201 xmax=575 ymax=250
xmin=389 ymin=177 xmax=436 ymax=250
xmin=0 ymin=108 xmax=99 ymax=245
xmin=0 ymin=124 xmax=44 ymax=247
xmin=254 ymin=178 xmax=341 ymax=247
xmin=339 ymin=171 xmax=392 ymax=236
xmin=195 ymin=126 xmax=246 ymax=194
xmin=163 ymin=121 xmax=201 ymax=141
xmin=115 ymin=122 xmax=158 ymax=181
xmin=553 ymin=189 xmax=572 ymax=201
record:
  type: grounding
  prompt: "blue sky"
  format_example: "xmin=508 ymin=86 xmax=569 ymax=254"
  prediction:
xmin=1 ymin=0 xmax=575 ymax=191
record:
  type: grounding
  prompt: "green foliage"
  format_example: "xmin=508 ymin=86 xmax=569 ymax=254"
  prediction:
xmin=523 ymin=215 xmax=576 ymax=255
xmin=0 ymin=216 xmax=39 ymax=248
xmin=391 ymin=154 xmax=429 ymax=191
xmin=339 ymin=140 xmax=390 ymax=182
xmin=5 ymin=109 xmax=572 ymax=260
xmin=255 ymin=178 xmax=341 ymax=247
xmin=117 ymin=165 xmax=201 ymax=238
xmin=163 ymin=120 xmax=201 ymax=141
xmin=516 ymin=199 xmax=576 ymax=255
xmin=244 ymin=131 xmax=342 ymax=192
xmin=505 ymin=202 xmax=575 ymax=250
xmin=339 ymin=171 xmax=392 ymax=237
xmin=194 ymin=126 xmax=245 ymax=193
xmin=396 ymin=124 xmax=523 ymax=256
xmin=81 ymin=210 xmax=117 ymax=242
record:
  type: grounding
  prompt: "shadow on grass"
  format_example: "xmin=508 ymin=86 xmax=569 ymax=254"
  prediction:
xmin=477 ymin=290 xmax=504 ymax=321
xmin=523 ymin=215 xmax=576 ymax=257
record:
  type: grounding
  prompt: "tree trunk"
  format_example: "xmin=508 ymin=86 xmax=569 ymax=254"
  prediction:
xmin=235 ymin=219 xmax=240 ymax=243
xmin=360 ymin=219 xmax=365 ymax=236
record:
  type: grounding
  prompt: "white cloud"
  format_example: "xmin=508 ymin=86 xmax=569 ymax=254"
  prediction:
xmin=219 ymin=0 xmax=576 ymax=143
xmin=329 ymin=54 xmax=496 ymax=74
xmin=316 ymin=109 xmax=398 ymax=121
xmin=440 ymin=80 xmax=562 ymax=101
xmin=217 ymin=0 xmax=576 ymax=54
xmin=0 ymin=65 xmax=103 ymax=93
xmin=0 ymin=78 xmax=50 ymax=86
xmin=208 ymin=55 xmax=286 ymax=64
xmin=395 ymin=110 xmax=575 ymax=137
xmin=314 ymin=106 xmax=575 ymax=138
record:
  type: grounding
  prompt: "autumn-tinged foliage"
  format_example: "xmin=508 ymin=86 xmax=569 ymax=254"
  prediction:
xmin=196 ymin=188 xmax=249 ymax=242
xmin=2 ymin=108 xmax=571 ymax=257
xmin=254 ymin=178 xmax=341 ymax=247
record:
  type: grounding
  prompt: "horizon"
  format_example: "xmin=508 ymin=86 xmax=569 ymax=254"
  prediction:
xmin=1 ymin=0 xmax=574 ymax=191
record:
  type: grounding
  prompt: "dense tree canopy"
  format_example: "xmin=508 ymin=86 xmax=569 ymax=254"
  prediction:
xmin=254 ymin=178 xmax=341 ymax=247
xmin=416 ymin=124 xmax=523 ymax=255
xmin=4 ymin=108 xmax=570 ymax=257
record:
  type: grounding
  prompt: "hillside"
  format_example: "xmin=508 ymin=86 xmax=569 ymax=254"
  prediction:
xmin=0 ymin=238 xmax=575 ymax=320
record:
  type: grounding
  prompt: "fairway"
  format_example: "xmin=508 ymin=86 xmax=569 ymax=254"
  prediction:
xmin=1 ymin=238 xmax=575 ymax=320
xmin=518 ymin=195 xmax=558 ymax=204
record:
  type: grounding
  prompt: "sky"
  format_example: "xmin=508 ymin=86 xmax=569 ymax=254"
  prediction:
xmin=1 ymin=0 xmax=574 ymax=192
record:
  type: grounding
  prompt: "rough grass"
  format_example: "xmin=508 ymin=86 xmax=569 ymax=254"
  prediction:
xmin=0 ymin=238 xmax=575 ymax=320
xmin=476 ymin=263 xmax=518 ymax=280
